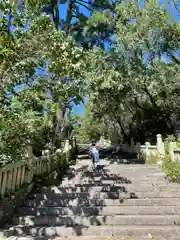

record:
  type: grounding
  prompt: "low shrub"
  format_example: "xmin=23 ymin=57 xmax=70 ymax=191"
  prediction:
xmin=163 ymin=135 xmax=180 ymax=182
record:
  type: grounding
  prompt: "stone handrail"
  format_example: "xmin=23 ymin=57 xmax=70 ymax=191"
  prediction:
xmin=77 ymin=134 xmax=166 ymax=164
xmin=169 ymin=142 xmax=180 ymax=162
xmin=0 ymin=161 xmax=26 ymax=198
xmin=173 ymin=148 xmax=180 ymax=162
xmin=111 ymin=135 xmax=164 ymax=164
xmin=140 ymin=145 xmax=157 ymax=149
xmin=0 ymin=155 xmax=54 ymax=199
xmin=78 ymin=143 xmax=110 ymax=148
xmin=0 ymin=138 xmax=77 ymax=225
xmin=0 ymin=139 xmax=74 ymax=199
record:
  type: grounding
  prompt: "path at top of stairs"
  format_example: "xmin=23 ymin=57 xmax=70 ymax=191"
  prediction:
xmin=3 ymin=154 xmax=180 ymax=240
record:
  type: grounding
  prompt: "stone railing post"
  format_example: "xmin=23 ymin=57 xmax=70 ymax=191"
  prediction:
xmin=169 ymin=142 xmax=177 ymax=162
xmin=64 ymin=139 xmax=69 ymax=152
xmin=137 ymin=142 xmax=141 ymax=147
xmin=56 ymin=148 xmax=62 ymax=155
xmin=72 ymin=136 xmax=77 ymax=149
xmin=156 ymin=134 xmax=165 ymax=165
xmin=130 ymin=138 xmax=135 ymax=153
xmin=145 ymin=142 xmax=151 ymax=162
xmin=24 ymin=145 xmax=34 ymax=184
xmin=71 ymin=136 xmax=77 ymax=159
xmin=64 ymin=139 xmax=72 ymax=162
xmin=42 ymin=149 xmax=51 ymax=173
xmin=27 ymin=145 xmax=35 ymax=160
xmin=134 ymin=142 xmax=140 ymax=154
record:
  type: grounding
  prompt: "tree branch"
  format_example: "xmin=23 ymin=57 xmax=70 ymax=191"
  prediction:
xmin=171 ymin=54 xmax=180 ymax=65
xmin=134 ymin=98 xmax=148 ymax=112
xmin=52 ymin=2 xmax=59 ymax=30
xmin=172 ymin=0 xmax=180 ymax=13
xmin=76 ymin=0 xmax=93 ymax=12
xmin=143 ymin=80 xmax=158 ymax=109
xmin=63 ymin=0 xmax=75 ymax=32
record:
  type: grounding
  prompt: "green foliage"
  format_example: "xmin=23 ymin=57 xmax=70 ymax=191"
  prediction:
xmin=163 ymin=136 xmax=180 ymax=182
xmin=138 ymin=151 xmax=158 ymax=164
xmin=0 ymin=108 xmax=43 ymax=164
xmin=16 ymin=0 xmax=117 ymax=47
xmin=73 ymin=101 xmax=119 ymax=143
xmin=73 ymin=104 xmax=102 ymax=143
xmin=0 ymin=3 xmax=86 ymax=165
xmin=84 ymin=1 xmax=180 ymax=143
xmin=146 ymin=155 xmax=158 ymax=165
xmin=163 ymin=161 xmax=180 ymax=182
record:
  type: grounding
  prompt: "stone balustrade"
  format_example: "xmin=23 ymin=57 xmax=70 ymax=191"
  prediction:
xmin=78 ymin=135 xmax=164 ymax=164
xmin=0 ymin=140 xmax=74 ymax=199
xmin=168 ymin=142 xmax=180 ymax=162
xmin=116 ymin=134 xmax=164 ymax=165
xmin=0 ymin=138 xmax=76 ymax=223
xmin=139 ymin=142 xmax=158 ymax=163
xmin=0 ymin=160 xmax=27 ymax=199
xmin=173 ymin=148 xmax=180 ymax=162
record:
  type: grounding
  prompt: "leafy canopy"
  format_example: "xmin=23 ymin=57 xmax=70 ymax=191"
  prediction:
xmin=0 ymin=2 xmax=87 ymax=164
xmin=82 ymin=1 xmax=180 ymax=143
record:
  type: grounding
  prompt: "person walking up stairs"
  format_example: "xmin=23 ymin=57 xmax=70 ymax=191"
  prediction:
xmin=89 ymin=142 xmax=100 ymax=169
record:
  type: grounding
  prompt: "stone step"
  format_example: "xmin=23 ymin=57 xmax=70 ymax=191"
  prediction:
xmin=71 ymin=170 xmax=163 ymax=175
xmin=68 ymin=164 xmax=163 ymax=171
xmin=5 ymin=236 xmax=180 ymax=240
xmin=62 ymin=173 xmax=166 ymax=181
xmin=8 ymin=225 xmax=180 ymax=237
xmin=64 ymin=165 xmax=164 ymax=172
xmin=75 ymin=162 xmax=161 ymax=168
xmin=76 ymin=164 xmax=162 ymax=169
xmin=63 ymin=173 xmax=166 ymax=182
xmin=67 ymin=166 xmax=164 ymax=172
xmin=28 ymin=192 xmax=137 ymax=200
xmin=60 ymin=182 xmax=172 ymax=188
xmin=70 ymin=168 xmax=163 ymax=174
xmin=61 ymin=179 xmax=167 ymax=186
xmin=75 ymin=165 xmax=162 ymax=172
xmin=13 ymin=215 xmax=180 ymax=226
xmin=22 ymin=197 xmax=180 ymax=207
xmin=17 ymin=206 xmax=180 ymax=216
xmin=28 ymin=190 xmax=180 ymax=200
xmin=38 ymin=184 xmax=180 ymax=194
xmin=61 ymin=177 xmax=166 ymax=184
xmin=63 ymin=173 xmax=165 ymax=180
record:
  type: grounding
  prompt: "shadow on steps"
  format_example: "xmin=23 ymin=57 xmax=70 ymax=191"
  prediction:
xmin=3 ymin=161 xmax=139 ymax=238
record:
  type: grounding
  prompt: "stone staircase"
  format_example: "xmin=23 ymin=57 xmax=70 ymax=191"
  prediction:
xmin=4 ymin=154 xmax=180 ymax=240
